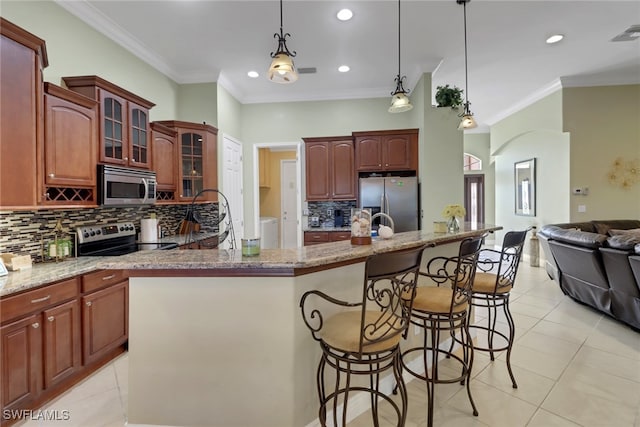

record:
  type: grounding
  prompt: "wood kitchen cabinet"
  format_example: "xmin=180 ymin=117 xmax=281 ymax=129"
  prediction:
xmin=304 ymin=231 xmax=351 ymax=246
xmin=0 ymin=18 xmax=48 ymax=209
xmin=62 ymin=75 xmax=155 ymax=169
xmin=0 ymin=277 xmax=80 ymax=416
xmin=353 ymin=129 xmax=419 ymax=172
xmin=81 ymin=270 xmax=128 ymax=366
xmin=154 ymin=121 xmax=218 ymax=203
xmin=151 ymin=122 xmax=178 ymax=202
xmin=42 ymin=83 xmax=98 ymax=206
xmin=304 ymin=136 xmax=356 ymax=201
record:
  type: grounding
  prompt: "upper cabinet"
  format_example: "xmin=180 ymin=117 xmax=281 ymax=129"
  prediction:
xmin=154 ymin=121 xmax=218 ymax=203
xmin=304 ymin=137 xmax=356 ymax=201
xmin=353 ymin=129 xmax=419 ymax=172
xmin=42 ymin=83 xmax=98 ymax=206
xmin=62 ymin=75 xmax=155 ymax=170
xmin=0 ymin=18 xmax=48 ymax=209
xmin=150 ymin=122 xmax=178 ymax=202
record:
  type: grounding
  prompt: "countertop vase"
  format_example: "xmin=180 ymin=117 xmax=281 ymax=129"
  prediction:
xmin=447 ymin=216 xmax=460 ymax=233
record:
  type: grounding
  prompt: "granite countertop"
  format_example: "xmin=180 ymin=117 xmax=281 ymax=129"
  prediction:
xmin=302 ymin=225 xmax=352 ymax=232
xmin=0 ymin=232 xmax=218 ymax=297
xmin=99 ymin=224 xmax=501 ymax=273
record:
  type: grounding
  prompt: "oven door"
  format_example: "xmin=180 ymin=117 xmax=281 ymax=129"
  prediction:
xmin=100 ymin=165 xmax=156 ymax=206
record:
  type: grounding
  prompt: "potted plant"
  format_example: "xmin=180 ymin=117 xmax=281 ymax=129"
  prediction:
xmin=435 ymin=84 xmax=464 ymax=109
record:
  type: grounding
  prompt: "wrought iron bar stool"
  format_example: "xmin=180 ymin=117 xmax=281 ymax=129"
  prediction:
xmin=399 ymin=235 xmax=484 ymax=427
xmin=300 ymin=245 xmax=427 ymax=427
xmin=463 ymin=229 xmax=529 ymax=388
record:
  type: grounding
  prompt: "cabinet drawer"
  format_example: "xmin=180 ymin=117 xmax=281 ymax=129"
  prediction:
xmin=304 ymin=231 xmax=329 ymax=245
xmin=1 ymin=277 xmax=79 ymax=324
xmin=330 ymin=232 xmax=351 ymax=241
xmin=82 ymin=269 xmax=127 ymax=294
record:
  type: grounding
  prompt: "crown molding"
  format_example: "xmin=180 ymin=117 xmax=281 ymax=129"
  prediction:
xmin=54 ymin=0 xmax=182 ymax=82
xmin=485 ymin=78 xmax=562 ymax=127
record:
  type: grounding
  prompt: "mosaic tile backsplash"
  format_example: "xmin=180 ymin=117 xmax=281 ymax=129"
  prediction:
xmin=307 ymin=201 xmax=357 ymax=227
xmin=0 ymin=204 xmax=218 ymax=263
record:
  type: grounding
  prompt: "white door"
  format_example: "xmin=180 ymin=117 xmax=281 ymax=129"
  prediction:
xmin=281 ymin=160 xmax=298 ymax=248
xmin=222 ymin=135 xmax=244 ymax=249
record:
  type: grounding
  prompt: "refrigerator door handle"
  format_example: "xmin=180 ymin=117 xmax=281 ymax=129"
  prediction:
xmin=385 ymin=193 xmax=390 ymax=216
xmin=380 ymin=194 xmax=385 ymax=212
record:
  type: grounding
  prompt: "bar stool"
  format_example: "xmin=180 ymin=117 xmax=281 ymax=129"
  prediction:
xmin=399 ymin=236 xmax=484 ymax=427
xmin=300 ymin=245 xmax=427 ymax=427
xmin=466 ymin=229 xmax=529 ymax=388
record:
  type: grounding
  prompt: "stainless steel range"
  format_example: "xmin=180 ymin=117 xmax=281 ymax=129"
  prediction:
xmin=76 ymin=222 xmax=177 ymax=256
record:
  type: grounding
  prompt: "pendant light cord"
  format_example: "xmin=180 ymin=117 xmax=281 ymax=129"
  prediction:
xmin=280 ymin=0 xmax=284 ymax=36
xmin=397 ymin=0 xmax=401 ymax=77
xmin=463 ymin=1 xmax=469 ymax=106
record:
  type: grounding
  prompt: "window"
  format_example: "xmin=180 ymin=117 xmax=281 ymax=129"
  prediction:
xmin=463 ymin=153 xmax=482 ymax=171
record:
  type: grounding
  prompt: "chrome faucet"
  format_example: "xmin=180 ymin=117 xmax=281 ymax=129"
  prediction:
xmin=371 ymin=212 xmax=395 ymax=232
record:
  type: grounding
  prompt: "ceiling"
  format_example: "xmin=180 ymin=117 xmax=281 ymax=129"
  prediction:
xmin=55 ymin=0 xmax=640 ymax=131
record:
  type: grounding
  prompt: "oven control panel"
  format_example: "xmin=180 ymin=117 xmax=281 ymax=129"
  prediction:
xmin=76 ymin=222 xmax=136 ymax=244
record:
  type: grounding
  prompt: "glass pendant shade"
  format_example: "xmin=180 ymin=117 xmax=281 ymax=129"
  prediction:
xmin=389 ymin=90 xmax=413 ymax=113
xmin=268 ymin=53 xmax=298 ymax=83
xmin=458 ymin=113 xmax=478 ymax=130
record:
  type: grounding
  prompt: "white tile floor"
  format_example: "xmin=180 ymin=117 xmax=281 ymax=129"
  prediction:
xmin=17 ymin=261 xmax=640 ymax=427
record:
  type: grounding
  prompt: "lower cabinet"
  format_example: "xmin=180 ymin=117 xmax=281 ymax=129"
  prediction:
xmin=0 ymin=277 xmax=80 ymax=417
xmin=81 ymin=281 xmax=128 ymax=365
xmin=1 ymin=271 xmax=127 ymax=425
xmin=43 ymin=299 xmax=81 ymax=389
xmin=1 ymin=314 xmax=42 ymax=413
xmin=304 ymin=231 xmax=351 ymax=246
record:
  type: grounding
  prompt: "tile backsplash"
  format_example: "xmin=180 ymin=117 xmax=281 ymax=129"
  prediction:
xmin=307 ymin=201 xmax=357 ymax=227
xmin=0 ymin=204 xmax=218 ymax=263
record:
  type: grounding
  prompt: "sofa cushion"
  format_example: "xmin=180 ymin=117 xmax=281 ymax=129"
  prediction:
xmin=539 ymin=223 xmax=595 ymax=238
xmin=549 ymin=228 xmax=608 ymax=249
xmin=606 ymin=234 xmax=640 ymax=251
xmin=608 ymin=228 xmax=640 ymax=237
xmin=636 ymin=243 xmax=640 ymax=255
xmin=591 ymin=220 xmax=640 ymax=236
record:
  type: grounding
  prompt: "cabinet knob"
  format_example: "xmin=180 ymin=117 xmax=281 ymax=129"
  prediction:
xmin=44 ymin=192 xmax=50 ymax=200
xmin=124 ymin=156 xmax=129 ymax=161
xmin=378 ymin=164 xmax=382 ymax=167
xmin=48 ymin=173 xmax=55 ymax=178
xmin=385 ymin=163 xmax=389 ymax=167
xmin=32 ymin=322 xmax=40 ymax=329
xmin=47 ymin=316 xmax=55 ymax=322
xmin=132 ymin=158 xmax=137 ymax=163
xmin=86 ymin=301 xmax=92 ymax=307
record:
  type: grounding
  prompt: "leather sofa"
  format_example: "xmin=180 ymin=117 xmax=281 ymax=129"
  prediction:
xmin=539 ymin=220 xmax=640 ymax=330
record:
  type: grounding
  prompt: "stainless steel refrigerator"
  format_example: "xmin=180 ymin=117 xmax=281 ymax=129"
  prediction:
xmin=359 ymin=176 xmax=419 ymax=232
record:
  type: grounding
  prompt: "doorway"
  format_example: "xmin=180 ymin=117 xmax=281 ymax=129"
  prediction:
xmin=253 ymin=143 xmax=302 ymax=247
xmin=464 ymin=174 xmax=484 ymax=224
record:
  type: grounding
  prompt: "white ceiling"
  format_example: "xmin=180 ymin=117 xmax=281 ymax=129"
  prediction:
xmin=55 ymin=0 xmax=640 ymax=131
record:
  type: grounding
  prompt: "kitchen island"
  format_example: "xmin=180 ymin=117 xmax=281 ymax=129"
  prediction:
xmin=98 ymin=224 xmax=499 ymax=427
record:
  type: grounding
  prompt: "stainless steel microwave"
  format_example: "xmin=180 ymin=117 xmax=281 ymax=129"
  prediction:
xmin=99 ymin=165 xmax=156 ymax=206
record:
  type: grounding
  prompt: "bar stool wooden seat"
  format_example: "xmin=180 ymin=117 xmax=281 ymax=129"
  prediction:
xmin=465 ymin=229 xmax=529 ymax=388
xmin=399 ymin=236 xmax=484 ymax=427
xmin=300 ymin=245 xmax=427 ymax=427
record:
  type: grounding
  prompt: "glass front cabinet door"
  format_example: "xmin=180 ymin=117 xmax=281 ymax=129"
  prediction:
xmin=180 ymin=132 xmax=204 ymax=200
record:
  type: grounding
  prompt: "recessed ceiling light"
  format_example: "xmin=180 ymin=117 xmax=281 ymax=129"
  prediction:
xmin=338 ymin=65 xmax=350 ymax=73
xmin=546 ymin=34 xmax=564 ymax=44
xmin=247 ymin=71 xmax=259 ymax=78
xmin=337 ymin=9 xmax=353 ymax=21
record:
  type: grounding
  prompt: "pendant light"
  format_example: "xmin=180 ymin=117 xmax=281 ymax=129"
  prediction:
xmin=268 ymin=0 xmax=298 ymax=83
xmin=388 ymin=0 xmax=413 ymax=113
xmin=457 ymin=0 xmax=477 ymax=129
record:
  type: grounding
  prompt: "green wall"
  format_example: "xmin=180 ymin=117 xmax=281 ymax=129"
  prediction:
xmin=563 ymin=85 xmax=640 ymax=220
xmin=176 ymin=83 xmax=217 ymax=126
xmin=1 ymin=0 xmax=179 ymax=120
xmin=490 ymin=90 xmax=570 ymax=243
